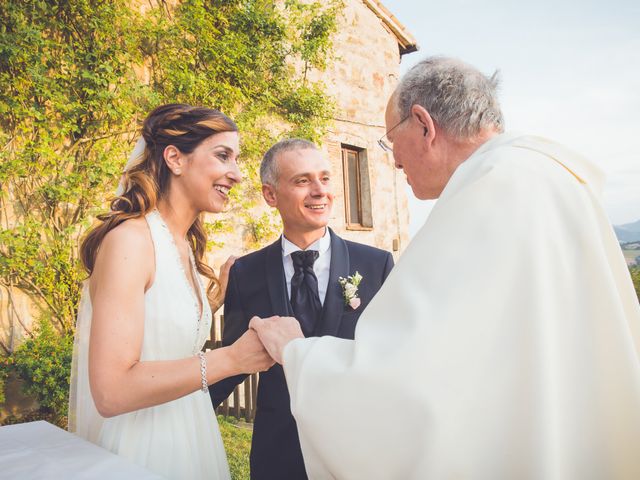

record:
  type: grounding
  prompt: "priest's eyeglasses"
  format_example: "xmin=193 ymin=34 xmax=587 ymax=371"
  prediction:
xmin=377 ymin=115 xmax=410 ymax=152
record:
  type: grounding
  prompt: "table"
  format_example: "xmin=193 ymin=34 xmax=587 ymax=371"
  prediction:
xmin=0 ymin=421 xmax=163 ymax=479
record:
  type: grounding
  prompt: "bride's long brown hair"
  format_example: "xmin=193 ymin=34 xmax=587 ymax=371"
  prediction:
xmin=80 ymin=103 xmax=238 ymax=306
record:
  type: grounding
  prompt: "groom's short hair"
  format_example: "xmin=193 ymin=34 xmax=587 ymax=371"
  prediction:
xmin=260 ymin=138 xmax=318 ymax=186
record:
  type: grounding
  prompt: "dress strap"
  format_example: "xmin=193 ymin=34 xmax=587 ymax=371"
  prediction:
xmin=145 ymin=209 xmax=204 ymax=327
xmin=144 ymin=209 xmax=163 ymax=250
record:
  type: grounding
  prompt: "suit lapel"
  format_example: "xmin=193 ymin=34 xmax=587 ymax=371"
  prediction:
xmin=265 ymin=238 xmax=293 ymax=316
xmin=314 ymin=228 xmax=349 ymax=336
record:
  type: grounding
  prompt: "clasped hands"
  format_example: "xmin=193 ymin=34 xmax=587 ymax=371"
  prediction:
xmin=218 ymin=255 xmax=303 ymax=372
xmin=230 ymin=316 xmax=304 ymax=374
xmin=249 ymin=316 xmax=304 ymax=365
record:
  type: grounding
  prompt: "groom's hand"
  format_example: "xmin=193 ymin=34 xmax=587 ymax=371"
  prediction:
xmin=249 ymin=316 xmax=304 ymax=364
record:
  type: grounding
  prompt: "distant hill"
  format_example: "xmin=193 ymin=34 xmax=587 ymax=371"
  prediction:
xmin=615 ymin=219 xmax=640 ymax=243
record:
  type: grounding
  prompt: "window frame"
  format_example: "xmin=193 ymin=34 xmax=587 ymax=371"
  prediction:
xmin=341 ymin=145 xmax=373 ymax=231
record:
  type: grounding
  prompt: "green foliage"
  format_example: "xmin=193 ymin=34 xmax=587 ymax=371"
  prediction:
xmin=218 ymin=415 xmax=253 ymax=480
xmin=9 ymin=319 xmax=73 ymax=421
xmin=286 ymin=0 xmax=343 ymax=71
xmin=0 ymin=0 xmax=144 ymax=333
xmin=143 ymin=0 xmax=338 ymax=246
xmin=0 ymin=355 xmax=8 ymax=404
xmin=0 ymin=0 xmax=338 ymax=337
xmin=241 ymin=211 xmax=283 ymax=251
xmin=0 ymin=0 xmax=339 ymax=421
xmin=630 ymin=266 xmax=640 ymax=302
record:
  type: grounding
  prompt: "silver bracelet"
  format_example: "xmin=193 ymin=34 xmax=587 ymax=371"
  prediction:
xmin=196 ymin=351 xmax=208 ymax=393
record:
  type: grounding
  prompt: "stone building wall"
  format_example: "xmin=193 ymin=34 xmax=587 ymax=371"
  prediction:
xmin=315 ymin=0 xmax=412 ymax=258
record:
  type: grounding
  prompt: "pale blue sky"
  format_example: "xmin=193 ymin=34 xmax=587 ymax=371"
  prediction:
xmin=381 ymin=0 xmax=640 ymax=235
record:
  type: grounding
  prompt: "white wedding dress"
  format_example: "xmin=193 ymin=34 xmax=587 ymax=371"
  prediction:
xmin=69 ymin=209 xmax=230 ymax=479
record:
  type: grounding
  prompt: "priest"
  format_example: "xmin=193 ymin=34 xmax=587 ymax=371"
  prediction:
xmin=250 ymin=56 xmax=640 ymax=479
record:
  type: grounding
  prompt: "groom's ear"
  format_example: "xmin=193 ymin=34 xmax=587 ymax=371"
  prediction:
xmin=163 ymin=145 xmax=184 ymax=175
xmin=262 ymin=184 xmax=277 ymax=207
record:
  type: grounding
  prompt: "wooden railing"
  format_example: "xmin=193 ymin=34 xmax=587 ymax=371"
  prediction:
xmin=204 ymin=314 xmax=259 ymax=423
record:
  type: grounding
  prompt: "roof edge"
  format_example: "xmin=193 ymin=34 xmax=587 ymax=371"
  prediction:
xmin=362 ymin=0 xmax=419 ymax=56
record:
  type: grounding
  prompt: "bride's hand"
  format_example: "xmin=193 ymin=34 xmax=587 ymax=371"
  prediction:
xmin=218 ymin=255 xmax=236 ymax=293
xmin=228 ymin=329 xmax=275 ymax=374
xmin=210 ymin=255 xmax=236 ymax=311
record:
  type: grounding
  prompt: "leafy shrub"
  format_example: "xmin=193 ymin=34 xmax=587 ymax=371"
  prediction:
xmin=9 ymin=319 xmax=73 ymax=422
xmin=1 ymin=409 xmax=67 ymax=428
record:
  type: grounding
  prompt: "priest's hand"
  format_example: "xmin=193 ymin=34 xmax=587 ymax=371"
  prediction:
xmin=249 ymin=316 xmax=304 ymax=364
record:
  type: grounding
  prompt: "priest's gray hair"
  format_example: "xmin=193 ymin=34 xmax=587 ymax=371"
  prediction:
xmin=260 ymin=138 xmax=318 ymax=186
xmin=396 ymin=56 xmax=504 ymax=139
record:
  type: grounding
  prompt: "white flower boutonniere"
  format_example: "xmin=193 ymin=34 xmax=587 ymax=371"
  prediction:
xmin=338 ymin=271 xmax=363 ymax=310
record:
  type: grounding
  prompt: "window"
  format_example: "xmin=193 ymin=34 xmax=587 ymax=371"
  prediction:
xmin=341 ymin=145 xmax=373 ymax=229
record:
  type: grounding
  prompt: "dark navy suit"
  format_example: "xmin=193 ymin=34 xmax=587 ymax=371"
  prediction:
xmin=209 ymin=228 xmax=394 ymax=479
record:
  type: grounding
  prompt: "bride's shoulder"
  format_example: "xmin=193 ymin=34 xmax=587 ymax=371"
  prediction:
xmin=91 ymin=216 xmax=155 ymax=290
xmin=105 ymin=216 xmax=151 ymax=245
xmin=96 ymin=216 xmax=154 ymax=265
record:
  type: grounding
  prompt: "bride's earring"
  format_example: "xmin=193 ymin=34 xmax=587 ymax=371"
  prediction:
xmin=174 ymin=169 xmax=182 ymax=175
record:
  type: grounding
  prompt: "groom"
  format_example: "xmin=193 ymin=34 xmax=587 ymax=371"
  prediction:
xmin=209 ymin=138 xmax=394 ymax=479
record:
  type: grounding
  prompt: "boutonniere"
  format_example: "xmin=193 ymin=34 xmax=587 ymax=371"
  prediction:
xmin=338 ymin=271 xmax=363 ymax=309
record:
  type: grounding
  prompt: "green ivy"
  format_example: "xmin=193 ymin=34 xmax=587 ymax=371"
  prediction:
xmin=145 ymin=0 xmax=339 ymax=250
xmin=0 ymin=0 xmax=144 ymax=334
xmin=0 ymin=0 xmax=339 ymax=419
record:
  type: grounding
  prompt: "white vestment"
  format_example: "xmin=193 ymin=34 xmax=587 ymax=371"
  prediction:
xmin=283 ymin=133 xmax=640 ymax=479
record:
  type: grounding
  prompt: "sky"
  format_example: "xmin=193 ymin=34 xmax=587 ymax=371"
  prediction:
xmin=380 ymin=0 xmax=640 ymax=236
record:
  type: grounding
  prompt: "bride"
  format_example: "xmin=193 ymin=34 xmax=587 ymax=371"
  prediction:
xmin=68 ymin=103 xmax=274 ymax=479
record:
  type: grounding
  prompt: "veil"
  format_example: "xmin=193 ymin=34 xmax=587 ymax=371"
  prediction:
xmin=68 ymin=282 xmax=102 ymax=440
xmin=68 ymin=137 xmax=146 ymax=438
xmin=115 ymin=137 xmax=147 ymax=196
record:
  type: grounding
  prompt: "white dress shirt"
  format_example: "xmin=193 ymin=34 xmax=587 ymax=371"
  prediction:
xmin=282 ymin=229 xmax=331 ymax=305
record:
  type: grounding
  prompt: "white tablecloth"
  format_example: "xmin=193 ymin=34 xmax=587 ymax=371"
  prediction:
xmin=0 ymin=420 xmax=163 ymax=479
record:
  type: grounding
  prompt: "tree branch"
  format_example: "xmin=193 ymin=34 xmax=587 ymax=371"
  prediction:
xmin=3 ymin=283 xmax=33 ymax=339
xmin=74 ymin=130 xmax=137 ymax=145
xmin=0 ymin=338 xmax=9 ymax=355
xmin=16 ymin=277 xmax=58 ymax=320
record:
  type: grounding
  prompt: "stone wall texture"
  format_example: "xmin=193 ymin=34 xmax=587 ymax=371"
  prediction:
xmin=314 ymin=0 xmax=411 ymax=257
